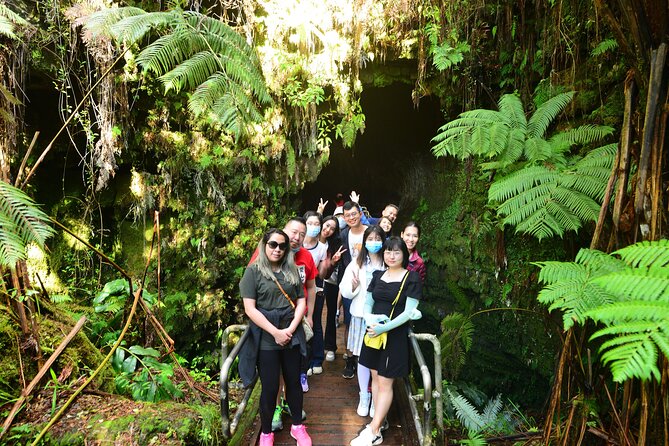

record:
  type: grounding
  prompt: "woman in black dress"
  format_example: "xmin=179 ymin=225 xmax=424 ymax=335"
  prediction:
xmin=350 ymin=236 xmax=422 ymax=446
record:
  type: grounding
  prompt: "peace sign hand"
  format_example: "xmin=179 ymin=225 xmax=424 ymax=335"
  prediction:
xmin=317 ymin=198 xmax=328 ymax=214
xmin=332 ymin=246 xmax=347 ymax=263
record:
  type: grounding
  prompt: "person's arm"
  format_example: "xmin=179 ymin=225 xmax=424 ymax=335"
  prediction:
xmin=243 ymin=298 xmax=292 ymax=346
xmin=339 ymin=264 xmax=360 ymax=300
xmin=367 ymin=297 xmax=420 ymax=336
xmin=292 ymin=296 xmax=307 ymax=331
xmin=305 ymin=278 xmax=316 ymax=326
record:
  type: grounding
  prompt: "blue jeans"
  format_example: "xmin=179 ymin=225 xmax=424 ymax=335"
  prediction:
xmin=310 ymin=290 xmax=325 ymax=367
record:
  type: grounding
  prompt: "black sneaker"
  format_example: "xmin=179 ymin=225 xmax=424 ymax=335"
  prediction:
xmin=342 ymin=356 xmax=356 ymax=379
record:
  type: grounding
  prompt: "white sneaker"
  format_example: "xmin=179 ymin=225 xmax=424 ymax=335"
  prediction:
xmin=357 ymin=392 xmax=371 ymax=417
xmin=306 ymin=368 xmax=313 ymax=377
xmin=325 ymin=351 xmax=335 ymax=362
xmin=369 ymin=399 xmax=374 ymax=418
xmin=312 ymin=365 xmax=323 ymax=374
xmin=350 ymin=424 xmax=383 ymax=446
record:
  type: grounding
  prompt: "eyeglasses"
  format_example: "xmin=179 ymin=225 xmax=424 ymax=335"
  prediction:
xmin=384 ymin=250 xmax=402 ymax=257
xmin=267 ymin=241 xmax=288 ymax=251
xmin=344 ymin=211 xmax=359 ymax=219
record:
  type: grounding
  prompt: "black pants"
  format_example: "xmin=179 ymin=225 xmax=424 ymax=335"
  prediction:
xmin=323 ymin=281 xmax=339 ymax=352
xmin=258 ymin=346 xmax=303 ymax=433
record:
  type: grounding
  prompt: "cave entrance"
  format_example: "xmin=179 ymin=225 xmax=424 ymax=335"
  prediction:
xmin=300 ymin=82 xmax=443 ymax=221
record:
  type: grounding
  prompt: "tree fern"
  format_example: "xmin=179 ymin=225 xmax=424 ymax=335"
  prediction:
xmin=83 ymin=7 xmax=272 ymax=139
xmin=0 ymin=2 xmax=28 ymax=40
xmin=433 ymin=91 xmax=615 ymax=240
xmin=536 ymin=240 xmax=669 ymax=382
xmin=0 ymin=181 xmax=55 ymax=268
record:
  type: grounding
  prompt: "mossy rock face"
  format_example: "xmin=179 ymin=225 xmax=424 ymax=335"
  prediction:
xmin=0 ymin=301 xmax=115 ymax=401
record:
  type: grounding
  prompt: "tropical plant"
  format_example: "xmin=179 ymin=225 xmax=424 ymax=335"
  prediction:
xmin=0 ymin=181 xmax=55 ymax=268
xmin=83 ymin=7 xmax=272 ymax=139
xmin=112 ymin=345 xmax=183 ymax=402
xmin=0 ymin=2 xmax=27 ymax=40
xmin=536 ymin=240 xmax=669 ymax=382
xmin=431 ymin=92 xmax=616 ymax=239
xmin=446 ymin=389 xmax=516 ymax=437
xmin=439 ymin=312 xmax=474 ymax=380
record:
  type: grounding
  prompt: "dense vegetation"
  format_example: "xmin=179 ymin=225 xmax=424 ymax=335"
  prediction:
xmin=1 ymin=0 xmax=667 ymax=444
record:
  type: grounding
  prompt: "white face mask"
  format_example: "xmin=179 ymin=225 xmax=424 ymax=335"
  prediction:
xmin=337 ymin=217 xmax=346 ymax=229
xmin=306 ymin=225 xmax=321 ymax=238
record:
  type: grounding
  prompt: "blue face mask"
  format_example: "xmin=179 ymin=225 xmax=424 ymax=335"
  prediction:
xmin=337 ymin=217 xmax=346 ymax=229
xmin=365 ymin=241 xmax=383 ymax=253
xmin=306 ymin=225 xmax=321 ymax=238
xmin=291 ymin=246 xmax=300 ymax=253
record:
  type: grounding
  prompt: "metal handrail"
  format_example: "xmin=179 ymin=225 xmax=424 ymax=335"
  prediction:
xmin=220 ymin=324 xmax=257 ymax=440
xmin=407 ymin=330 xmax=443 ymax=446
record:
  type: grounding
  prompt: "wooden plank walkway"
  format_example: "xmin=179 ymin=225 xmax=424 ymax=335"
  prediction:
xmin=250 ymin=319 xmax=417 ymax=446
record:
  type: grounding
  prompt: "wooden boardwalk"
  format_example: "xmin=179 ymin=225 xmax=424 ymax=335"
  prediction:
xmin=250 ymin=320 xmax=418 ymax=446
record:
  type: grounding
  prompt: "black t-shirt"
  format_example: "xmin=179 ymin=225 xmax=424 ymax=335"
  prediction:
xmin=367 ymin=269 xmax=422 ymax=319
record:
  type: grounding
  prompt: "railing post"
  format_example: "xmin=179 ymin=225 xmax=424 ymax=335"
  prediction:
xmin=220 ymin=324 xmax=249 ymax=440
xmin=408 ymin=330 xmax=443 ymax=446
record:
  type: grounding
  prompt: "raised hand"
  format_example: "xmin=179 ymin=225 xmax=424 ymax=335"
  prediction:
xmin=317 ymin=198 xmax=328 ymax=214
xmin=350 ymin=190 xmax=360 ymax=203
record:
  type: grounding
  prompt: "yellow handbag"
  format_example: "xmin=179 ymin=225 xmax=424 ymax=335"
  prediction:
xmin=363 ymin=272 xmax=408 ymax=350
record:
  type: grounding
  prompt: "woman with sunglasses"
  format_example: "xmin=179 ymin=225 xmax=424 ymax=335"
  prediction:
xmin=350 ymin=236 xmax=422 ymax=446
xmin=240 ymin=229 xmax=312 ymax=446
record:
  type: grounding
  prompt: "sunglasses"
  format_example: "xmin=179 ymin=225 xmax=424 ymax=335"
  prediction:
xmin=267 ymin=241 xmax=288 ymax=251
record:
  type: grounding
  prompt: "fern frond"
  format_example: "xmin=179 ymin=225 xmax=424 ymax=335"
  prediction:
xmin=481 ymin=394 xmax=503 ymax=425
xmin=599 ymin=335 xmax=661 ymax=382
xmin=489 ymin=165 xmax=559 ymax=202
xmin=0 ymin=182 xmax=55 ymax=268
xmin=548 ymin=124 xmax=614 ymax=148
xmin=594 ymin=268 xmax=669 ymax=302
xmin=447 ymin=389 xmax=484 ymax=432
xmin=527 ymin=91 xmax=575 ymax=138
xmin=110 ymin=9 xmax=178 ymax=44
xmin=497 ymin=94 xmax=527 ymax=131
xmin=535 ymin=261 xmax=588 ymax=284
xmin=591 ymin=38 xmax=618 ymax=56
xmin=159 ymin=50 xmax=220 ymax=92
xmin=614 ymin=239 xmax=669 ymax=268
xmin=84 ymin=6 xmax=146 ymax=40
xmin=586 ymin=301 xmax=669 ymax=323
xmin=574 ymin=248 xmax=627 ymax=272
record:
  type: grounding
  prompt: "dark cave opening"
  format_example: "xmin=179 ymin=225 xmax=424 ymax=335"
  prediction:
xmin=299 ymin=82 xmax=444 ymax=219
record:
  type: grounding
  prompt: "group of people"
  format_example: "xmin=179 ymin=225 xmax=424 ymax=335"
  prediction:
xmin=238 ymin=192 xmax=426 ymax=446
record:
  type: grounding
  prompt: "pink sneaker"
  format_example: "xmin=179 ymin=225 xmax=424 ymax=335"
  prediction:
xmin=259 ymin=432 xmax=274 ymax=446
xmin=290 ymin=424 xmax=312 ymax=446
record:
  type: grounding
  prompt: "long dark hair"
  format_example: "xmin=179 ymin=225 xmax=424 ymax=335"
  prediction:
xmin=321 ymin=214 xmax=342 ymax=255
xmin=357 ymin=225 xmax=386 ymax=268
xmin=383 ymin=236 xmax=410 ymax=269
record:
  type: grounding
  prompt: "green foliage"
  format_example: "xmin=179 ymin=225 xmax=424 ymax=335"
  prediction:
xmin=439 ymin=312 xmax=474 ymax=380
xmin=0 ymin=2 xmax=27 ymax=40
xmin=536 ymin=240 xmax=669 ymax=382
xmin=424 ymin=5 xmax=470 ymax=72
xmin=0 ymin=181 xmax=55 ymax=268
xmin=84 ymin=7 xmax=272 ymax=140
xmin=335 ymin=99 xmax=366 ymax=149
xmin=112 ymin=345 xmax=183 ymax=402
xmin=591 ymin=38 xmax=619 ymax=57
xmin=446 ymin=389 xmax=514 ymax=436
xmin=432 ymin=91 xmax=615 ymax=240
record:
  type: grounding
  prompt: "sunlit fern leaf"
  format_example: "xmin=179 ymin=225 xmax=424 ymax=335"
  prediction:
xmin=83 ymin=7 xmax=270 ymax=139
xmin=527 ymin=91 xmax=575 ymax=138
xmin=86 ymin=6 xmax=149 ymax=40
xmin=0 ymin=3 xmax=28 ymax=39
xmin=598 ymin=334 xmax=662 ymax=382
xmin=159 ymin=50 xmax=221 ymax=92
xmin=614 ymin=239 xmax=669 ymax=268
xmin=594 ymin=268 xmax=669 ymax=302
xmin=460 ymin=431 xmax=487 ymax=446
xmin=0 ymin=181 xmax=55 ymax=268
